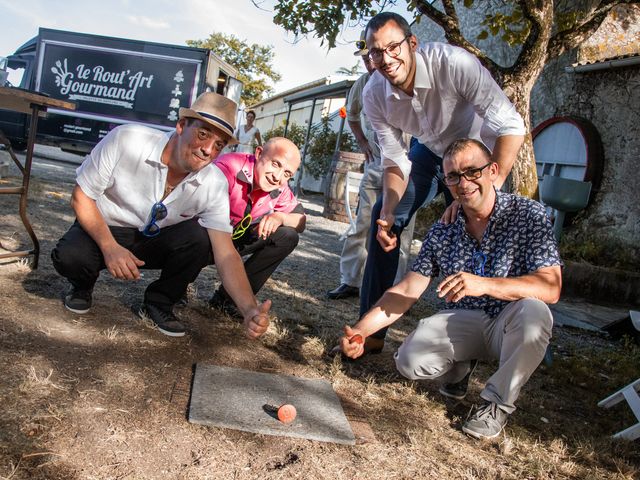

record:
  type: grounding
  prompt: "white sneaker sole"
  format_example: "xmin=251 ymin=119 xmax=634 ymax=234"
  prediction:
xmin=462 ymin=421 xmax=506 ymax=439
xmin=137 ymin=308 xmax=186 ymax=337
xmin=64 ymin=303 xmax=90 ymax=314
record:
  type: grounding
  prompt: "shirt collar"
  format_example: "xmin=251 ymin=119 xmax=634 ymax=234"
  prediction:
xmin=383 ymin=48 xmax=430 ymax=100
xmin=456 ymin=187 xmax=506 ymax=226
xmin=414 ymin=48 xmax=430 ymax=90
xmin=234 ymin=155 xmax=281 ymax=198
xmin=147 ymin=131 xmax=212 ymax=187
xmin=491 ymin=189 xmax=509 ymax=220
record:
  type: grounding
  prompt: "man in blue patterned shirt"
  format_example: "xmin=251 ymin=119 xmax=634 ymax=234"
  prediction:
xmin=340 ymin=138 xmax=562 ymax=439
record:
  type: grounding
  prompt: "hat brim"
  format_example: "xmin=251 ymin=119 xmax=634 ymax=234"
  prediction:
xmin=179 ymin=107 xmax=239 ymax=145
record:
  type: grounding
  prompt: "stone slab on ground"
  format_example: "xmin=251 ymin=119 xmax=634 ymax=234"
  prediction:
xmin=551 ymin=298 xmax=629 ymax=331
xmin=189 ymin=364 xmax=356 ymax=445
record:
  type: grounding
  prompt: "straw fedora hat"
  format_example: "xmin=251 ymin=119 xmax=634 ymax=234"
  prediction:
xmin=179 ymin=92 xmax=239 ymax=144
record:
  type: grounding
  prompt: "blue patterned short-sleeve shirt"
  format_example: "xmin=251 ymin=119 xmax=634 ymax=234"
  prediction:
xmin=411 ymin=190 xmax=562 ymax=317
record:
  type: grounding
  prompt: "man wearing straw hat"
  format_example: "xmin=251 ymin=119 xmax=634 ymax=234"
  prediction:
xmin=51 ymin=92 xmax=270 ymax=339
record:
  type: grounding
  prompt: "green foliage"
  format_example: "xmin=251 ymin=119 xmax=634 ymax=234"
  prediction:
xmin=335 ymin=62 xmax=364 ymax=76
xmin=306 ymin=116 xmax=357 ymax=179
xmin=186 ymin=32 xmax=281 ymax=106
xmin=263 ymin=121 xmax=307 ymax=152
xmin=478 ymin=6 xmax=530 ymax=46
xmin=272 ymin=0 xmax=383 ymax=48
xmin=559 ymin=231 xmax=639 ymax=271
xmin=476 ymin=4 xmax=587 ymax=46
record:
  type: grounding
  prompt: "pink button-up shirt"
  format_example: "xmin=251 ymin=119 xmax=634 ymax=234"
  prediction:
xmin=214 ymin=152 xmax=303 ymax=228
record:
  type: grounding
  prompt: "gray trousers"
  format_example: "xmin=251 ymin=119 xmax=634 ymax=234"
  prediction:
xmin=339 ymin=164 xmax=415 ymax=287
xmin=394 ymin=298 xmax=553 ymax=413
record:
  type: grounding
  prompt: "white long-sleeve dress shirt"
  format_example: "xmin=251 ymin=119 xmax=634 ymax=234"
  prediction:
xmin=363 ymin=42 xmax=526 ymax=179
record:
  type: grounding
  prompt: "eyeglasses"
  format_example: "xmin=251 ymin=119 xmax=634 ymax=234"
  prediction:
xmin=442 ymin=162 xmax=493 ymax=186
xmin=142 ymin=202 xmax=167 ymax=237
xmin=232 ymin=213 xmax=252 ymax=240
xmin=368 ymin=35 xmax=411 ymax=64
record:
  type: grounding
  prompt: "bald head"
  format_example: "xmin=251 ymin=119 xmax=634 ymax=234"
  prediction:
xmin=253 ymin=137 xmax=301 ymax=192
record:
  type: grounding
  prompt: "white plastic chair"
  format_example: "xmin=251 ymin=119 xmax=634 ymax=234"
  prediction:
xmin=598 ymin=377 xmax=640 ymax=440
xmin=598 ymin=311 xmax=640 ymax=440
xmin=339 ymin=170 xmax=364 ymax=241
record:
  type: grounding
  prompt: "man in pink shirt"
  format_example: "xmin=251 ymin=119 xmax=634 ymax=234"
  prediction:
xmin=210 ymin=137 xmax=306 ymax=315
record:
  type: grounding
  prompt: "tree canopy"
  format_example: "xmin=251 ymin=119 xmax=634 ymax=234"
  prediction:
xmin=267 ymin=0 xmax=638 ymax=197
xmin=187 ymin=32 xmax=282 ymax=106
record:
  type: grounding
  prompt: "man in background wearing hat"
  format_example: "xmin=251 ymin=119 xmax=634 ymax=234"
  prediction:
xmin=51 ymin=92 xmax=270 ymax=339
xmin=207 ymin=136 xmax=305 ymax=317
xmin=326 ymin=32 xmax=415 ymax=302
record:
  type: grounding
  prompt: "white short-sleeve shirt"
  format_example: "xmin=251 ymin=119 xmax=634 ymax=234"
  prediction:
xmin=76 ymin=124 xmax=232 ymax=233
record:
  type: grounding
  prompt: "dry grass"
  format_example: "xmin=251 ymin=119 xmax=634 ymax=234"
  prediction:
xmin=0 ymin=160 xmax=638 ymax=479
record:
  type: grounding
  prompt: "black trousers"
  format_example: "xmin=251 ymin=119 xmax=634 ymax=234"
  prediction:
xmin=219 ymin=225 xmax=300 ymax=296
xmin=51 ymin=219 xmax=211 ymax=309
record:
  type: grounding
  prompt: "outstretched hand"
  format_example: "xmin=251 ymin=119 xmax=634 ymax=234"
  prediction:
xmin=244 ymin=299 xmax=271 ymax=339
xmin=340 ymin=325 xmax=365 ymax=359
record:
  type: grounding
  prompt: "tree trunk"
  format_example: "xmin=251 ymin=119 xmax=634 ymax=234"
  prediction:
xmin=501 ymin=68 xmax=545 ymax=199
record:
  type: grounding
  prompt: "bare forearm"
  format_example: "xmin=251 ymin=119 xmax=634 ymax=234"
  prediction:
xmin=71 ymin=185 xmax=118 ymax=251
xmin=483 ymin=267 xmax=562 ymax=304
xmin=348 ymin=120 xmax=369 ymax=148
xmin=381 ymin=166 xmax=408 ymax=219
xmin=354 ymin=273 xmax=430 ymax=336
xmin=492 ymin=134 xmax=524 ymax=189
xmin=275 ymin=212 xmax=306 ymax=232
xmin=215 ymin=249 xmax=258 ymax=315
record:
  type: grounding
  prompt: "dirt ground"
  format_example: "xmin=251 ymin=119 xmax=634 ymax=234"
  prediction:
xmin=0 ymin=152 xmax=639 ymax=480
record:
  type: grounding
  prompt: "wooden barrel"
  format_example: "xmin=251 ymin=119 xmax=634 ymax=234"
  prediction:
xmin=532 ymin=116 xmax=604 ymax=196
xmin=323 ymin=151 xmax=365 ymax=223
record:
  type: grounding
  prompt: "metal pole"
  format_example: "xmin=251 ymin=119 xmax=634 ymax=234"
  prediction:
xmin=334 ymin=113 xmax=346 ymax=154
xmin=283 ymin=104 xmax=293 ymax=137
xmin=295 ymin=98 xmax=317 ymax=196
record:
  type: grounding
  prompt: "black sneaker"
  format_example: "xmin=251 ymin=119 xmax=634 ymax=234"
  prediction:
xmin=439 ymin=359 xmax=478 ymax=400
xmin=208 ymin=289 xmax=241 ymax=318
xmin=462 ymin=401 xmax=509 ymax=439
xmin=64 ymin=287 xmax=93 ymax=314
xmin=137 ymin=303 xmax=185 ymax=337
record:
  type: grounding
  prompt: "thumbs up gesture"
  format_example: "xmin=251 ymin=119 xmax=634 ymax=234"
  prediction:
xmin=244 ymin=299 xmax=272 ymax=339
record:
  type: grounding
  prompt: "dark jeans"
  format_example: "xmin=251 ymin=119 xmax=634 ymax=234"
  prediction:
xmin=218 ymin=225 xmax=300 ymax=298
xmin=51 ymin=219 xmax=211 ymax=309
xmin=360 ymin=141 xmax=453 ymax=339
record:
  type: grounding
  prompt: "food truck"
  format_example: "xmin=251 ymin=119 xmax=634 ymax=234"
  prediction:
xmin=0 ymin=28 xmax=242 ymax=154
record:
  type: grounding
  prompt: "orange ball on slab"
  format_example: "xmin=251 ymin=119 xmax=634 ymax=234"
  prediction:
xmin=277 ymin=404 xmax=297 ymax=424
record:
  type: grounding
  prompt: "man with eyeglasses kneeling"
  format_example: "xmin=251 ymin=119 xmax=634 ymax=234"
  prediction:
xmin=356 ymin=12 xmax=526 ymax=356
xmin=51 ymin=92 xmax=270 ymax=339
xmin=207 ymin=137 xmax=305 ymax=317
xmin=340 ymin=139 xmax=562 ymax=439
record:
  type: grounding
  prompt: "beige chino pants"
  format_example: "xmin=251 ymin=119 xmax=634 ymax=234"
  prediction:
xmin=339 ymin=164 xmax=415 ymax=288
xmin=394 ymin=298 xmax=553 ymax=413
